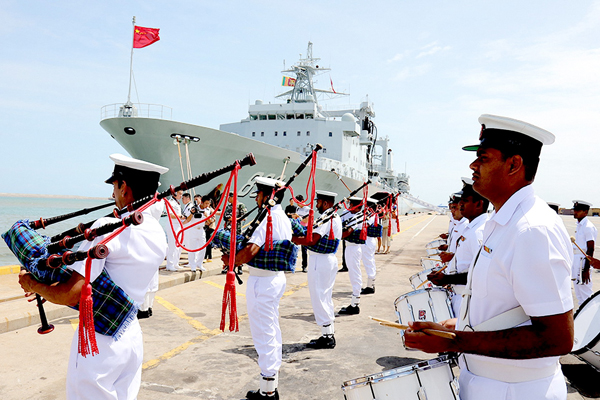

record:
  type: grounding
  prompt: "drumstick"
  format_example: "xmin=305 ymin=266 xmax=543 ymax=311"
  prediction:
xmin=421 ymin=257 xmax=442 ymax=262
xmin=369 ymin=316 xmax=456 ymax=339
xmin=415 ymin=265 xmax=448 ymax=289
xmin=570 ymin=236 xmax=592 ymax=260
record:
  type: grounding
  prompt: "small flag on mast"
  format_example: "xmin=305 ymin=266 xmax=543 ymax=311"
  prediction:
xmin=133 ymin=26 xmax=160 ymax=48
xmin=330 ymin=77 xmax=336 ymax=94
xmin=282 ymin=76 xmax=296 ymax=87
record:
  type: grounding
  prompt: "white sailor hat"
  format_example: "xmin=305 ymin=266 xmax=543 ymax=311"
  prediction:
xmin=572 ymin=200 xmax=592 ymax=210
xmin=461 ymin=176 xmax=474 ymax=186
xmin=316 ymin=190 xmax=337 ymax=201
xmin=449 ymin=192 xmax=462 ymax=204
xmin=463 ymin=114 xmax=555 ymax=154
xmin=547 ymin=202 xmax=560 ymax=213
xmin=105 ymin=153 xmax=168 ymax=184
xmin=348 ymin=196 xmax=363 ymax=203
xmin=254 ymin=177 xmax=286 ymax=192
xmin=367 ymin=198 xmax=378 ymax=205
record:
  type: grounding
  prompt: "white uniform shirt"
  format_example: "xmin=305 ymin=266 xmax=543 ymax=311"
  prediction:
xmin=573 ymin=216 xmax=597 ymax=258
xmin=447 ymin=213 xmax=488 ymax=275
xmin=458 ymin=185 xmax=573 ymax=370
xmin=448 ymin=217 xmax=468 ymax=253
xmin=167 ymin=198 xmax=182 ymax=219
xmin=311 ymin=210 xmax=343 ymax=245
xmin=249 ymin=204 xmax=292 ymax=246
xmin=70 ymin=208 xmax=168 ymax=305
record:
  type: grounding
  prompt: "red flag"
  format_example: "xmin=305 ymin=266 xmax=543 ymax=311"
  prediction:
xmin=133 ymin=26 xmax=160 ymax=48
xmin=330 ymin=77 xmax=336 ymax=94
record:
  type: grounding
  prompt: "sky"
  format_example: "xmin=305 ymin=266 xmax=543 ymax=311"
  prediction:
xmin=1 ymin=1 xmax=599 ymax=208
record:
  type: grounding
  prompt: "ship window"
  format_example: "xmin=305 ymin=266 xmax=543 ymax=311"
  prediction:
xmin=259 ymin=115 xmax=267 ymax=120
xmin=306 ymin=131 xmax=310 ymax=136
xmin=277 ymin=114 xmax=285 ymax=120
xmin=274 ymin=131 xmax=278 ymax=136
xmin=306 ymin=114 xmax=313 ymax=119
xmin=261 ymin=132 xmax=264 ymax=137
xmin=329 ymin=132 xmax=333 ymax=137
xmin=250 ymin=115 xmax=258 ymax=120
xmin=297 ymin=131 xmax=301 ymax=136
xmin=252 ymin=132 xmax=256 ymax=137
xmin=287 ymin=114 xmax=295 ymax=120
xmin=283 ymin=131 xmax=287 ymax=136
xmin=323 ymin=148 xmax=327 ymax=153
xmin=296 ymin=114 xmax=305 ymax=119
xmin=268 ymin=115 xmax=276 ymax=120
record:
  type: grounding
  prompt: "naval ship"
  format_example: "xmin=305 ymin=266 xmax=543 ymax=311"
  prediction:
xmin=100 ymin=42 xmax=419 ymax=213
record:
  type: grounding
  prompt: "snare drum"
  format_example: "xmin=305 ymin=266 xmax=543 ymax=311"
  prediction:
xmin=341 ymin=355 xmax=459 ymax=400
xmin=409 ymin=267 xmax=440 ymax=290
xmin=421 ymin=257 xmax=443 ymax=271
xmin=395 ymin=288 xmax=454 ymax=327
xmin=426 ymin=239 xmax=446 ymax=249
xmin=426 ymin=247 xmax=442 ymax=256
xmin=572 ymin=290 xmax=600 ymax=371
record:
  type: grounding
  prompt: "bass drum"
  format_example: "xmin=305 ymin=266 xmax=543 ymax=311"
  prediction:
xmin=572 ymin=289 xmax=600 ymax=371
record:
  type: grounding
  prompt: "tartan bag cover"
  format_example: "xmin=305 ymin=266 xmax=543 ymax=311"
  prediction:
xmin=291 ymin=217 xmax=339 ymax=254
xmin=345 ymin=229 xmax=366 ymax=244
xmin=290 ymin=218 xmax=307 ymax=236
xmin=367 ymin=224 xmax=383 ymax=238
xmin=247 ymin=240 xmax=298 ymax=272
xmin=2 ymin=220 xmax=137 ymax=339
xmin=212 ymin=229 xmax=244 ymax=253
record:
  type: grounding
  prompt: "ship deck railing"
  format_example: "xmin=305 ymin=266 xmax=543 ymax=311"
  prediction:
xmin=100 ymin=103 xmax=173 ymax=120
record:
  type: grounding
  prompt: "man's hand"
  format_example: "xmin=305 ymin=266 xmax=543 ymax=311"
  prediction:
xmin=589 ymin=257 xmax=600 ymax=270
xmin=439 ymin=251 xmax=454 ymax=263
xmin=427 ymin=271 xmax=447 ymax=286
xmin=439 ymin=233 xmax=448 ymax=239
xmin=404 ymin=321 xmax=456 ymax=353
xmin=582 ymin=268 xmax=591 ymax=284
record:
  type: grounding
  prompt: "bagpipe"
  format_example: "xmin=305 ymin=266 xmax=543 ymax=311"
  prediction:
xmin=215 ymin=144 xmax=323 ymax=332
xmin=2 ymin=153 xmax=257 ymax=355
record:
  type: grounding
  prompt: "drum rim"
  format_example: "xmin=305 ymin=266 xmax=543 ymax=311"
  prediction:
xmin=409 ymin=267 xmax=439 ymax=280
xmin=341 ymin=355 xmax=453 ymax=388
xmin=572 ymin=289 xmax=600 ymax=355
xmin=394 ymin=287 xmax=451 ymax=305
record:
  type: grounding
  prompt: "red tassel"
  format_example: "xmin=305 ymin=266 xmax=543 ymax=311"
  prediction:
xmin=306 ymin=209 xmax=314 ymax=239
xmin=329 ymin=219 xmax=335 ymax=240
xmin=78 ymin=281 xmax=98 ymax=357
xmin=374 ymin=213 xmax=379 ymax=227
xmin=265 ymin=209 xmax=274 ymax=252
xmin=360 ymin=224 xmax=367 ymax=241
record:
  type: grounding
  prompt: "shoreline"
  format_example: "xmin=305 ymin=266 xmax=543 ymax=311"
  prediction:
xmin=0 ymin=193 xmax=108 ymax=200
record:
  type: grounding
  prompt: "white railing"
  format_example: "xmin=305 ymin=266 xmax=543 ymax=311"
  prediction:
xmin=100 ymin=103 xmax=173 ymax=120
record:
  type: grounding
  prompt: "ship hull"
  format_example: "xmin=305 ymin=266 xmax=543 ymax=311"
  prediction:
xmin=100 ymin=117 xmax=415 ymax=214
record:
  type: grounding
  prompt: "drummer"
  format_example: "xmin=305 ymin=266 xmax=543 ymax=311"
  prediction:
xmin=438 ymin=193 xmax=465 ymax=251
xmin=428 ymin=179 xmax=488 ymax=316
xmin=438 ymin=192 xmax=468 ymax=262
xmin=405 ymin=114 xmax=574 ymax=400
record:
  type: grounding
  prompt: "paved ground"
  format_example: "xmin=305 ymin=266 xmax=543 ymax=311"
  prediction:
xmin=1 ymin=214 xmax=599 ymax=399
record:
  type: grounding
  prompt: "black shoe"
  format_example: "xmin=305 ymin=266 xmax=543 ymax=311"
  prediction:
xmin=148 ymin=307 xmax=153 ymax=317
xmin=221 ymin=267 xmax=228 ymax=274
xmin=137 ymin=310 xmax=151 ymax=319
xmin=306 ymin=335 xmax=336 ymax=349
xmin=302 ymin=268 xmax=307 ymax=273
xmin=360 ymin=286 xmax=375 ymax=295
xmin=237 ymin=267 xmax=243 ymax=275
xmin=246 ymin=389 xmax=279 ymax=399
xmin=338 ymin=305 xmax=360 ymax=315
xmin=338 ymin=267 xmax=348 ymax=272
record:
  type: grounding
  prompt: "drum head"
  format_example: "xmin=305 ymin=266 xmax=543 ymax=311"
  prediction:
xmin=573 ymin=290 xmax=600 ymax=354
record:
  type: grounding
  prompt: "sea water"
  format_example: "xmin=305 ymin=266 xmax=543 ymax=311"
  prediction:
xmin=0 ymin=195 xmax=115 ymax=266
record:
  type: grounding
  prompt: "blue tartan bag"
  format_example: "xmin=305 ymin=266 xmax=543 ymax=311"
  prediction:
xmin=367 ymin=224 xmax=383 ymax=238
xmin=345 ymin=229 xmax=366 ymax=244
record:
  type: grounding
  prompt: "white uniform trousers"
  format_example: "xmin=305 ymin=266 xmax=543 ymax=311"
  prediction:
xmin=185 ymin=227 xmax=206 ymax=271
xmin=246 ymin=271 xmax=286 ymax=377
xmin=458 ymin=365 xmax=567 ymax=400
xmin=67 ymin=318 xmax=143 ymax=400
xmin=361 ymin=237 xmax=377 ymax=280
xmin=307 ymin=251 xmax=337 ymax=327
xmin=345 ymin=243 xmax=363 ymax=298
xmin=572 ymin=255 xmax=593 ymax=305
xmin=140 ymin=270 xmax=159 ymax=312
xmin=166 ymin=224 xmax=183 ymax=269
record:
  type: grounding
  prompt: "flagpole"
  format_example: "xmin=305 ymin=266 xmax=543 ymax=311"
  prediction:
xmin=126 ymin=16 xmax=136 ymax=106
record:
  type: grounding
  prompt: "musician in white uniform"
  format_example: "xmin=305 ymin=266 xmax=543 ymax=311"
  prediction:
xmin=428 ymin=181 xmax=488 ymax=316
xmin=292 ymin=190 xmax=342 ymax=349
xmin=339 ymin=197 xmax=366 ymax=315
xmin=221 ymin=177 xmax=296 ymax=400
xmin=19 ymin=154 xmax=168 ymax=400
xmin=571 ymin=200 xmax=597 ymax=306
xmin=165 ymin=189 xmax=184 ymax=271
xmin=360 ymin=198 xmax=378 ymax=294
xmin=182 ymin=195 xmax=211 ymax=272
xmin=405 ymin=115 xmax=574 ymax=400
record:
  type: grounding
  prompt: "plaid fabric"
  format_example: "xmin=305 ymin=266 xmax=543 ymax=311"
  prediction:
xmin=211 ymin=229 xmax=244 ymax=254
xmin=307 ymin=237 xmax=340 ymax=254
xmin=367 ymin=224 xmax=383 ymax=238
xmin=247 ymin=240 xmax=298 ymax=272
xmin=290 ymin=218 xmax=307 ymax=236
xmin=2 ymin=220 xmax=136 ymax=339
xmin=345 ymin=229 xmax=366 ymax=244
